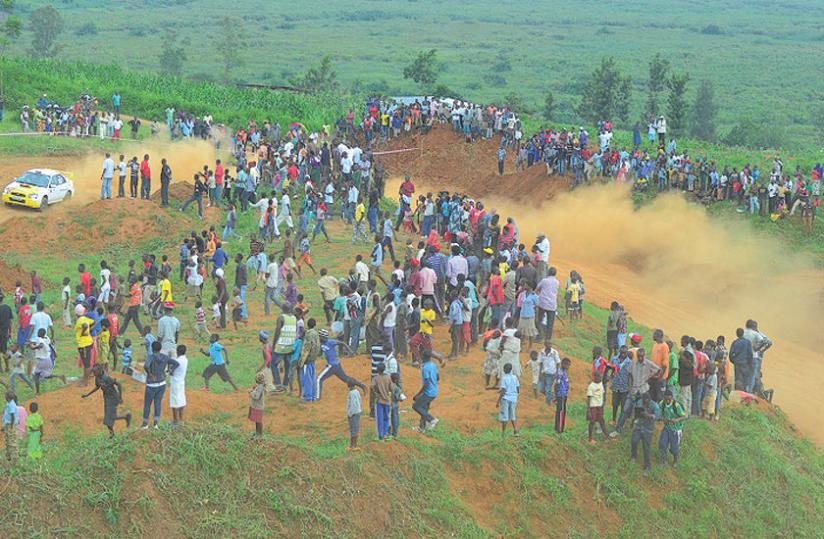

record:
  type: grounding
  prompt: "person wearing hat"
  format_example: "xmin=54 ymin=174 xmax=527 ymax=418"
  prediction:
xmin=156 ymin=302 xmax=180 ymax=359
xmin=315 ymin=329 xmax=365 ymax=401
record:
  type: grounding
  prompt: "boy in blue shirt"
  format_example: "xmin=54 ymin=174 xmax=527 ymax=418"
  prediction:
xmin=316 ymin=330 xmax=365 ymax=401
xmin=121 ymin=339 xmax=133 ymax=374
xmin=287 ymin=333 xmax=303 ymax=395
xmin=3 ymin=391 xmax=18 ymax=464
xmin=142 ymin=326 xmax=156 ymax=361
xmin=553 ymin=358 xmax=572 ymax=433
xmin=200 ymin=333 xmax=238 ymax=392
xmin=412 ymin=350 xmax=439 ymax=433
xmin=497 ymin=362 xmax=520 ymax=437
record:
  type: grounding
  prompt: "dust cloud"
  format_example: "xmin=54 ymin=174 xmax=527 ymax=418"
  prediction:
xmin=390 ymin=176 xmax=824 ymax=443
xmin=0 ymin=138 xmax=219 ymax=222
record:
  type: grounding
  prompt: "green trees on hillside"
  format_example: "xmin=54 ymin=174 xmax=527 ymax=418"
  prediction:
xmin=577 ymin=56 xmax=632 ymax=124
xmin=216 ymin=16 xmax=247 ymax=82
xmin=28 ymin=4 xmax=63 ymax=59
xmin=666 ymin=71 xmax=690 ymax=136
xmin=645 ymin=52 xmax=670 ymax=119
xmin=0 ymin=0 xmax=21 ymax=93
xmin=543 ymin=91 xmax=555 ymax=120
xmin=690 ymin=79 xmax=718 ymax=141
xmin=289 ymin=55 xmax=339 ymax=94
xmin=159 ymin=30 xmax=188 ymax=76
xmin=403 ymin=49 xmax=438 ymax=88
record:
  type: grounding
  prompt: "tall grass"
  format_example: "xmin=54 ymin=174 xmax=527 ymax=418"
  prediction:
xmin=0 ymin=57 xmax=355 ymax=131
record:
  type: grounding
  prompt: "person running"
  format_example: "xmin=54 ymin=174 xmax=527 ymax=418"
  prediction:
xmin=200 ymin=334 xmax=238 ymax=392
xmin=316 ymin=329 xmax=365 ymax=401
xmin=81 ymin=364 xmax=131 ymax=436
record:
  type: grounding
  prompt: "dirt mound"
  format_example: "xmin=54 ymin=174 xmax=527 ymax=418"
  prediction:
xmin=378 ymin=125 xmax=571 ymax=201
xmin=168 ymin=180 xmax=195 ymax=200
xmin=0 ymin=197 xmax=198 ymax=256
xmin=0 ymin=259 xmax=31 ymax=295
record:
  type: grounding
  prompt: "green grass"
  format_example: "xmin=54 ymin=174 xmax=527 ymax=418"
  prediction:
xmin=0 ymin=56 xmax=355 ymax=132
xmin=5 ymin=0 xmax=824 ymax=148
xmin=4 ymin=399 xmax=821 ymax=537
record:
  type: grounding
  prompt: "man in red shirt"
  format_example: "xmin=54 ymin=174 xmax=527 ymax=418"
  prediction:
xmin=485 ymin=267 xmax=504 ymax=330
xmin=17 ymin=296 xmax=32 ymax=349
xmin=139 ymin=154 xmax=151 ymax=200
xmin=395 ymin=175 xmax=416 ymax=231
xmin=214 ymin=159 xmax=224 ymax=206
xmin=78 ymin=263 xmax=92 ymax=296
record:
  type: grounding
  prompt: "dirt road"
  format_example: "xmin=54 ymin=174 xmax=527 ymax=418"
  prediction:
xmin=0 ymin=138 xmax=218 ymax=225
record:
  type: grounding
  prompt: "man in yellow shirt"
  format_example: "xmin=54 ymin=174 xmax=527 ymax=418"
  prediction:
xmin=352 ymin=200 xmax=368 ymax=244
xmin=74 ymin=305 xmax=94 ymax=386
xmin=158 ymin=273 xmax=173 ymax=304
xmin=409 ymin=299 xmax=444 ymax=367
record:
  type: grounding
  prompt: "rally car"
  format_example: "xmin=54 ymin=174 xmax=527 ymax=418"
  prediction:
xmin=2 ymin=169 xmax=75 ymax=210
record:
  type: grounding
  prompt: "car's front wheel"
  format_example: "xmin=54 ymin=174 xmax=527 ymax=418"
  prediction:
xmin=39 ymin=196 xmax=48 ymax=211
xmin=65 ymin=191 xmax=72 ymax=201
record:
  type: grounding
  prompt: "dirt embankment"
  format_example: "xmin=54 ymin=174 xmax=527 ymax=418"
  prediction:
xmin=381 ymin=128 xmax=824 ymax=446
xmin=378 ymin=125 xmax=572 ymax=201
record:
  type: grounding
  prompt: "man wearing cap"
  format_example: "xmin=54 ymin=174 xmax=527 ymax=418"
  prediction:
xmin=534 ymin=233 xmax=550 ymax=280
xmin=156 ymin=303 xmax=180 ymax=359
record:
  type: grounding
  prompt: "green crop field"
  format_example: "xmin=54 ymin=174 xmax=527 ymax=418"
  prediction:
xmin=6 ymin=0 xmax=824 ymax=148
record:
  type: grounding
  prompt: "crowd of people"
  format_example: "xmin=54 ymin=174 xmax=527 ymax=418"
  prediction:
xmin=1 ymin=96 xmax=777 ymax=473
xmin=492 ymin=113 xmax=821 ymax=224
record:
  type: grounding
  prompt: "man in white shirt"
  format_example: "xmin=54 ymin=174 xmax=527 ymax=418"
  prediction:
xmin=354 ymin=255 xmax=370 ymax=283
xmin=347 ymin=183 xmax=359 ymax=224
xmin=277 ymin=193 xmax=293 ymax=231
xmin=538 ymin=341 xmax=561 ymax=405
xmin=264 ymin=254 xmax=281 ymax=316
xmin=101 ymin=152 xmax=115 ymax=200
xmin=535 ymin=232 xmax=550 ymax=279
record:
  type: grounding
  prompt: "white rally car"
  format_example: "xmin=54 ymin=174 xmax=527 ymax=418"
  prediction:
xmin=2 ymin=168 xmax=75 ymax=211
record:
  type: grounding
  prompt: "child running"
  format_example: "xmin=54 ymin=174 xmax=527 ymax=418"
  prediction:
xmin=81 ymin=364 xmax=132 ymax=437
xmin=200 ymin=334 xmax=239 ymax=392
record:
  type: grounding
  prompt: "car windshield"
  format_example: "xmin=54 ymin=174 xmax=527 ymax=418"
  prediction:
xmin=15 ymin=171 xmax=51 ymax=188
